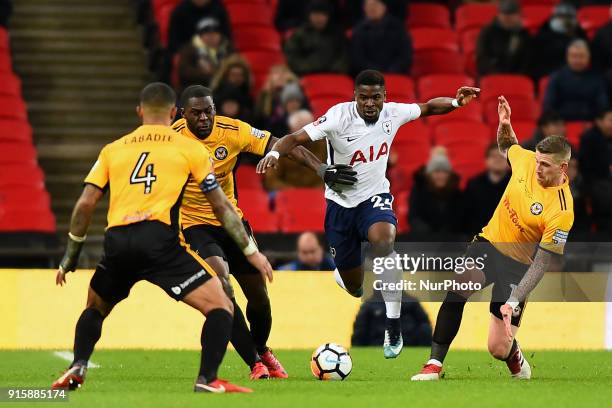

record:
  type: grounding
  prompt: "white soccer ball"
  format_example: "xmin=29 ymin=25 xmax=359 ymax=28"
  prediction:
xmin=310 ymin=343 xmax=352 ymax=380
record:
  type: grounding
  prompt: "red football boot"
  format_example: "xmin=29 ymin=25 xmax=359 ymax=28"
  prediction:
xmin=260 ymin=348 xmax=288 ymax=379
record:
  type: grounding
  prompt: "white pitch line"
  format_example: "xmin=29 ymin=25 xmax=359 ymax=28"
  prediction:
xmin=53 ymin=351 xmax=100 ymax=368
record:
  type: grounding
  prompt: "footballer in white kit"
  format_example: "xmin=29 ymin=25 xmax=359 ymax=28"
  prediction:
xmin=257 ymin=70 xmax=479 ymax=358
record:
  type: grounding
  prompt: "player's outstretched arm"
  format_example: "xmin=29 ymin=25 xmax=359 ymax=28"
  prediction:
xmin=204 ymin=185 xmax=274 ymax=282
xmin=418 ymin=86 xmax=480 ymax=117
xmin=497 ymin=95 xmax=518 ymax=158
xmin=266 ymin=135 xmax=322 ymax=172
xmin=56 ymin=184 xmax=104 ymax=286
xmin=256 ymin=129 xmax=311 ymax=173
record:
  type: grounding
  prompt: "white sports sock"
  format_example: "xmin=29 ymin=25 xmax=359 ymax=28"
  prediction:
xmin=426 ymin=359 xmax=443 ymax=367
xmin=333 ymin=268 xmax=347 ymax=291
xmin=380 ymin=251 xmax=402 ymax=319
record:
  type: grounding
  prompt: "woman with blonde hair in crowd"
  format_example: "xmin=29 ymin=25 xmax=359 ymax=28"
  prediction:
xmin=255 ymin=64 xmax=299 ymax=129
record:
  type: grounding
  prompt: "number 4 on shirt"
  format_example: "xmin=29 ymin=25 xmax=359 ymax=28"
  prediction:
xmin=131 ymin=152 xmax=157 ymax=194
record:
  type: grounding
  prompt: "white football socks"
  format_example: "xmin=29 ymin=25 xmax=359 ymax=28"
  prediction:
xmin=380 ymin=251 xmax=402 ymax=319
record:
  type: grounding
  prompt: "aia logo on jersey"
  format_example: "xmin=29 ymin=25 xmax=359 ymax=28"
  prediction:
xmin=349 ymin=142 xmax=389 ymax=165
xmin=215 ymin=146 xmax=228 ymax=160
xmin=530 ymin=202 xmax=543 ymax=215
xmin=313 ymin=116 xmax=327 ymax=127
xmin=382 ymin=120 xmax=392 ymax=135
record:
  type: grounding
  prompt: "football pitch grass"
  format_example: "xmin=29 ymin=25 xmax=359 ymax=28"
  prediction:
xmin=1 ymin=349 xmax=611 ymax=407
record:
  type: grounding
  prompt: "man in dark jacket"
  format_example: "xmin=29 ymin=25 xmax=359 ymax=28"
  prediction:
xmin=592 ymin=5 xmax=612 ymax=101
xmin=284 ymin=0 xmax=349 ymax=76
xmin=351 ymin=291 xmax=432 ymax=347
xmin=463 ymin=144 xmax=511 ymax=237
xmin=579 ymin=108 xmax=612 ymax=234
xmin=350 ymin=0 xmax=412 ymax=75
xmin=167 ymin=0 xmax=231 ymax=54
xmin=476 ymin=0 xmax=534 ymax=77
xmin=522 ymin=111 xmax=566 ymax=151
xmin=543 ymin=39 xmax=609 ymax=122
xmin=533 ymin=2 xmax=588 ymax=79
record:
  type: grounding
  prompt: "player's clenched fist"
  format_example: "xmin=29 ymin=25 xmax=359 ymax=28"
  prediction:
xmin=455 ymin=86 xmax=480 ymax=106
xmin=247 ymin=251 xmax=274 ymax=283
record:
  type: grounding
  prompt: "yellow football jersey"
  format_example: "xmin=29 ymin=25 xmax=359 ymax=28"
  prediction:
xmin=172 ymin=116 xmax=271 ymax=228
xmin=480 ymin=144 xmax=574 ymax=264
xmin=85 ymin=124 xmax=216 ymax=229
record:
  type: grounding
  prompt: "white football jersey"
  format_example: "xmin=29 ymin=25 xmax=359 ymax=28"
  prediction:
xmin=303 ymin=101 xmax=421 ymax=208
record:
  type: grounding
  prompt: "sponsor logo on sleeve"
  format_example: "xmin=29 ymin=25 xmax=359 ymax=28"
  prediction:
xmin=313 ymin=116 xmax=327 ymax=127
xmin=250 ymin=127 xmax=267 ymax=139
xmin=552 ymin=229 xmax=569 ymax=244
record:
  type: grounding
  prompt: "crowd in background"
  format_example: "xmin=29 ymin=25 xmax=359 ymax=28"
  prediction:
xmin=137 ymin=0 xmax=612 ymax=242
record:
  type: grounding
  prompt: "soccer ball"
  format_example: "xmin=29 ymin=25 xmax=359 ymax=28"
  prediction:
xmin=310 ymin=343 xmax=352 ymax=380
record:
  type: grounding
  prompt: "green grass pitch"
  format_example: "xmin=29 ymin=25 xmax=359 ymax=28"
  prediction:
xmin=1 ymin=349 xmax=611 ymax=407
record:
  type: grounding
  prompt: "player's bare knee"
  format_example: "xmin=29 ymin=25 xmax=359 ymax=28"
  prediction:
xmin=86 ymin=288 xmax=113 ymax=317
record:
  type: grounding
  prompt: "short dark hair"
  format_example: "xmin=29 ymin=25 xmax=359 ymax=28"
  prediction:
xmin=595 ymin=106 xmax=612 ymax=120
xmin=537 ymin=110 xmax=563 ymax=127
xmin=180 ymin=85 xmax=213 ymax=108
xmin=355 ymin=69 xmax=385 ymax=88
xmin=140 ymin=82 xmax=176 ymax=108
xmin=536 ymin=135 xmax=572 ymax=162
xmin=485 ymin=142 xmax=499 ymax=157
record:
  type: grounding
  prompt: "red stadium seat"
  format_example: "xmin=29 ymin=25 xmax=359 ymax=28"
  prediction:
xmin=417 ymin=74 xmax=475 ymax=101
xmin=434 ymin=121 xmax=491 ymax=145
xmin=235 ymin=164 xmax=264 ymax=191
xmin=522 ymin=5 xmax=553 ymax=35
xmin=0 ymin=163 xmax=44 ymax=188
xmin=233 ymin=27 xmax=281 ymax=52
xmin=460 ymin=28 xmax=481 ymax=77
xmin=155 ymin=3 xmax=174 ymax=47
xmin=578 ymin=6 xmax=610 ymax=39
xmin=411 ymin=49 xmax=465 ymax=78
xmin=479 ymin=74 xmax=538 ymax=123
xmin=538 ymin=75 xmax=549 ymax=104
xmin=407 ymin=3 xmax=451 ymax=29
xmin=0 ymin=73 xmax=21 ymax=97
xmin=309 ymin=96 xmax=349 ymax=118
xmin=392 ymin=120 xmax=432 ymax=187
xmin=0 ymin=142 xmax=37 ymax=164
xmin=0 ymin=97 xmax=27 ymax=121
xmin=519 ymin=0 xmax=560 ymax=6
xmin=0 ymin=119 xmax=32 ymax=142
xmin=497 ymin=120 xmax=537 ymax=143
xmin=483 ymin=95 xmax=539 ymax=123
xmin=384 ymin=74 xmax=416 ymax=102
xmin=227 ymin=3 xmax=274 ymax=26
xmin=0 ymin=186 xmax=51 ymax=209
xmin=240 ymin=50 xmax=285 ymax=92
xmin=411 ymin=28 xmax=459 ymax=52
xmin=301 ymin=74 xmax=353 ymax=99
xmin=394 ymin=191 xmax=410 ymax=233
xmin=236 ymin=189 xmax=278 ymax=233
xmin=565 ymin=121 xmax=591 ymax=149
xmin=455 ymin=4 xmax=497 ymax=36
xmin=427 ymin=101 xmax=483 ymax=126
xmin=0 ymin=52 xmax=12 ymax=72
xmin=276 ymin=188 xmax=326 ymax=233
xmin=0 ymin=207 xmax=56 ymax=233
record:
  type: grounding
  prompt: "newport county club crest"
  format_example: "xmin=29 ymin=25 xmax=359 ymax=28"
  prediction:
xmin=382 ymin=120 xmax=392 ymax=135
xmin=530 ymin=202 xmax=543 ymax=215
xmin=214 ymin=146 xmax=228 ymax=160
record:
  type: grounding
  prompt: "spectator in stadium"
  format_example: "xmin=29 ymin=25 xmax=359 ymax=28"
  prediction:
xmin=176 ymin=17 xmax=232 ymax=91
xmin=567 ymin=157 xmax=592 ymax=236
xmin=350 ymin=0 xmax=413 ymax=75
xmin=592 ymin=4 xmax=612 ymax=101
xmin=284 ymin=0 xmax=349 ymax=76
xmin=579 ymin=108 xmax=612 ymax=234
xmin=167 ymin=0 xmax=231 ymax=54
xmin=213 ymin=85 xmax=253 ymax=123
xmin=274 ymin=0 xmax=342 ymax=33
xmin=533 ymin=2 xmax=587 ymax=79
xmin=476 ymin=0 xmax=534 ymax=77
xmin=463 ymin=143 xmax=511 ymax=237
xmin=522 ymin=111 xmax=566 ymax=151
xmin=255 ymin=64 xmax=298 ymax=129
xmin=346 ymin=0 xmax=409 ymax=27
xmin=351 ymin=291 xmax=432 ymax=347
xmin=264 ymin=110 xmax=325 ymax=190
xmin=266 ymin=82 xmax=307 ymax=138
xmin=210 ymin=54 xmax=254 ymax=122
xmin=543 ymin=39 xmax=609 ymax=122
xmin=278 ymin=232 xmax=335 ymax=271
xmin=408 ymin=148 xmax=464 ymax=239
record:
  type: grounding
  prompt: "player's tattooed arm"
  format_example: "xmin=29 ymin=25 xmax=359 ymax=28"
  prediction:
xmin=418 ymin=86 xmax=480 ymax=117
xmin=266 ymin=136 xmax=322 ymax=172
xmin=256 ymin=129 xmax=312 ymax=173
xmin=509 ymin=248 xmax=553 ymax=302
xmin=497 ymin=95 xmax=518 ymax=156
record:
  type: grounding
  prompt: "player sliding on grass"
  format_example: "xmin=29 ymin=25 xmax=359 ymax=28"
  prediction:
xmin=257 ymin=69 xmax=479 ymax=359
xmin=411 ymin=96 xmax=574 ymax=381
xmin=172 ymin=85 xmax=325 ymax=379
xmin=51 ymin=82 xmax=273 ymax=394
